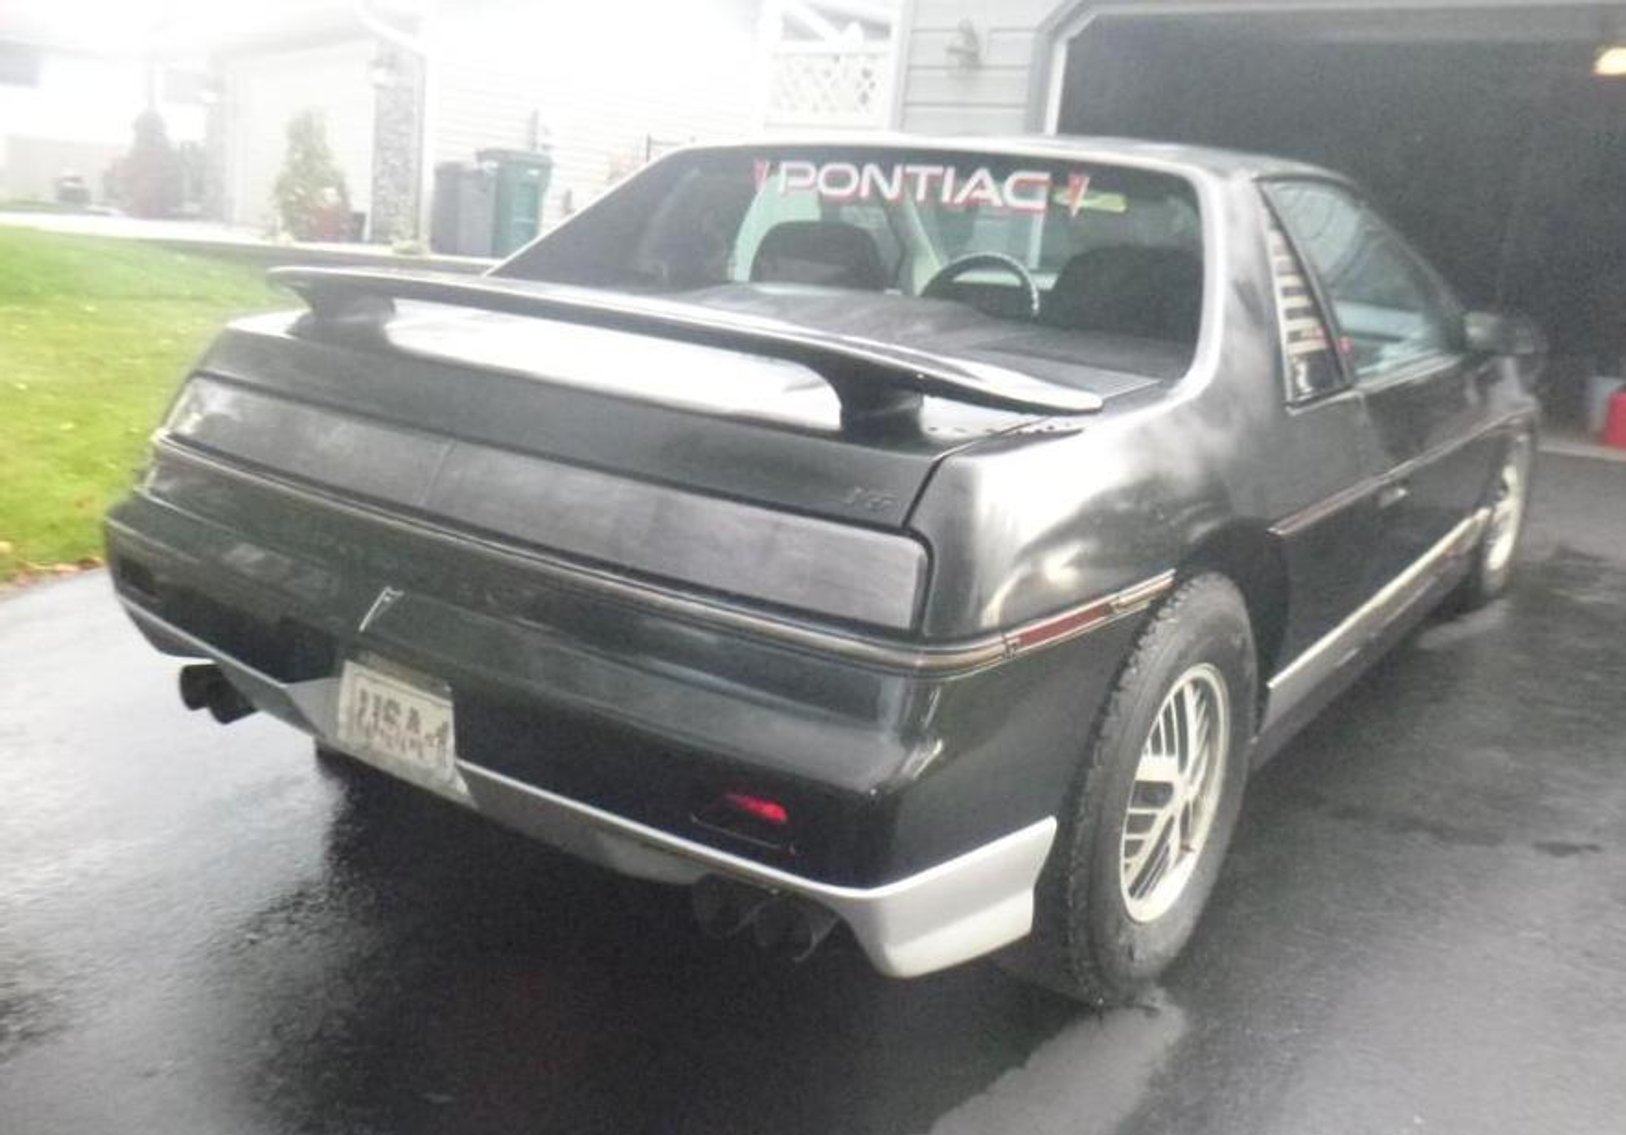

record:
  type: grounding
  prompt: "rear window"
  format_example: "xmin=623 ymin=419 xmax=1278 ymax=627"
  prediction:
xmin=503 ymin=146 xmax=1205 ymax=353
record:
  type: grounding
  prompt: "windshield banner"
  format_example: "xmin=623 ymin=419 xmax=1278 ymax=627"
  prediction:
xmin=756 ymin=159 xmax=1091 ymax=216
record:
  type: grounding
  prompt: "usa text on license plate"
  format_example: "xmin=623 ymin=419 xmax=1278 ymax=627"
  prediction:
xmin=336 ymin=659 xmax=457 ymax=787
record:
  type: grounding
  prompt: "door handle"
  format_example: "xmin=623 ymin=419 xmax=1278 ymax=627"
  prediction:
xmin=1377 ymin=482 xmax=1410 ymax=510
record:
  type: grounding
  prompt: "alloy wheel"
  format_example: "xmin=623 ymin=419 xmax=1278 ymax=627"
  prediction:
xmin=1119 ymin=663 xmax=1231 ymax=924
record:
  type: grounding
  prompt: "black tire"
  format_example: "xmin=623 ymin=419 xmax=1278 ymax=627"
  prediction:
xmin=1453 ymin=430 xmax=1534 ymax=612
xmin=999 ymin=573 xmax=1256 ymax=1006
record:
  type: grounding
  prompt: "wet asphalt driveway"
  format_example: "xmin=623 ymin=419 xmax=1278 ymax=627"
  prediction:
xmin=3 ymin=452 xmax=1625 ymax=1135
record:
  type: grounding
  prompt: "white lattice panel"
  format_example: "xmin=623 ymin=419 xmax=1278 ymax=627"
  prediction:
xmin=766 ymin=46 xmax=891 ymax=128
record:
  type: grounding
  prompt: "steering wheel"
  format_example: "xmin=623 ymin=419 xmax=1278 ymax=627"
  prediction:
xmin=920 ymin=252 xmax=1041 ymax=319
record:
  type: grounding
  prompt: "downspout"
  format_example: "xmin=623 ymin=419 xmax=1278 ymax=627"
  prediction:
xmin=888 ymin=0 xmax=918 ymax=129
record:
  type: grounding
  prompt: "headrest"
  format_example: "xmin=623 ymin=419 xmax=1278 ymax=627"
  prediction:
xmin=1041 ymin=245 xmax=1203 ymax=343
xmin=750 ymin=221 xmax=887 ymax=291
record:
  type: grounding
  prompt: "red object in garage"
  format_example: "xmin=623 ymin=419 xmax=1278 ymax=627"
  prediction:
xmin=1604 ymin=392 xmax=1626 ymax=450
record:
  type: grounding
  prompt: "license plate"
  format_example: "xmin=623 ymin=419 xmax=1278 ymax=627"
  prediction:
xmin=335 ymin=658 xmax=462 ymax=795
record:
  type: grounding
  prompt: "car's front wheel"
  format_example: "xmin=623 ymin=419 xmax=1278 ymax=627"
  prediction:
xmin=1455 ymin=430 xmax=1534 ymax=611
xmin=1001 ymin=573 xmax=1256 ymax=1005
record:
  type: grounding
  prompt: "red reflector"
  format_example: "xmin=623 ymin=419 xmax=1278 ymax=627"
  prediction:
xmin=722 ymin=792 xmax=789 ymax=826
xmin=1010 ymin=600 xmax=1111 ymax=650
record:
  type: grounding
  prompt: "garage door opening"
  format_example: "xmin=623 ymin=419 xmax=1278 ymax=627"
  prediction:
xmin=1050 ymin=6 xmax=1626 ymax=425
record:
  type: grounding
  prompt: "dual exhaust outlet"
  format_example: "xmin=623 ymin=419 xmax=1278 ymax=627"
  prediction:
xmin=177 ymin=663 xmax=257 ymax=724
xmin=691 ymin=876 xmax=839 ymax=963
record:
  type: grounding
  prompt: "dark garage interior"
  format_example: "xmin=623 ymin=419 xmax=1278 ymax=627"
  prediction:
xmin=1056 ymin=5 xmax=1626 ymax=425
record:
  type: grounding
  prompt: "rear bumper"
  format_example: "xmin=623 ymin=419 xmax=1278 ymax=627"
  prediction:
xmin=105 ymin=437 xmax=1144 ymax=975
xmin=122 ymin=600 xmax=1056 ymax=977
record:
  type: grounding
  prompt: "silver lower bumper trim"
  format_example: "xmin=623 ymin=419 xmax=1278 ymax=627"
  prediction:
xmin=461 ymin=762 xmax=1056 ymax=978
xmin=121 ymin=600 xmax=1058 ymax=979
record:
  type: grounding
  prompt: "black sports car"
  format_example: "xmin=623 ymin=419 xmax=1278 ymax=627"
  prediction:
xmin=107 ymin=137 xmax=1542 ymax=1004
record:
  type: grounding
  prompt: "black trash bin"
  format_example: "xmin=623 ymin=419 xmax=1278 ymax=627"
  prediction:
xmin=430 ymin=161 xmax=496 ymax=256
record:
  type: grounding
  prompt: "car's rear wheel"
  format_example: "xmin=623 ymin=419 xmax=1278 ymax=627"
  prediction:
xmin=999 ymin=573 xmax=1256 ymax=1005
xmin=1454 ymin=431 xmax=1534 ymax=611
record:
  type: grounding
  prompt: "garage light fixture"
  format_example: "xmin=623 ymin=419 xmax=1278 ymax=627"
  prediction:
xmin=1595 ymin=45 xmax=1626 ymax=77
xmin=946 ymin=20 xmax=982 ymax=70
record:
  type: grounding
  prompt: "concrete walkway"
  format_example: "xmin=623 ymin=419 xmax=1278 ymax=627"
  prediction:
xmin=0 ymin=210 xmax=495 ymax=274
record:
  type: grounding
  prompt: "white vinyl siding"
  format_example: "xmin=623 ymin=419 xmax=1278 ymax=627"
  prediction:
xmin=894 ymin=0 xmax=1058 ymax=134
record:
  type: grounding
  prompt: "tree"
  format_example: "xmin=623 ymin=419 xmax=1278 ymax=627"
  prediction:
xmin=115 ymin=109 xmax=185 ymax=218
xmin=272 ymin=110 xmax=352 ymax=241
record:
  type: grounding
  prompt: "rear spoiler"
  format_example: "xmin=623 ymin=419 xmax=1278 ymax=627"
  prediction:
xmin=269 ymin=267 xmax=1103 ymax=426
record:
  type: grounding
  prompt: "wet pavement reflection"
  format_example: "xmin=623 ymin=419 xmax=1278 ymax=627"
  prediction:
xmin=2 ymin=453 xmax=1624 ymax=1135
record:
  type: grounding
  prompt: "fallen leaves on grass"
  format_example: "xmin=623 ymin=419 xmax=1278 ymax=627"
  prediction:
xmin=0 ymin=554 xmax=105 ymax=592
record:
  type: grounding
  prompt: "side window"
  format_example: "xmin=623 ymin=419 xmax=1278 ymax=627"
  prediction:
xmin=1268 ymin=181 xmax=1459 ymax=381
xmin=1264 ymin=209 xmax=1344 ymax=401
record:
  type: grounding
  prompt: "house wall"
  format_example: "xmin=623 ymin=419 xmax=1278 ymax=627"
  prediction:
xmin=0 ymin=46 xmax=204 ymax=201
xmin=430 ymin=0 xmax=762 ymax=229
xmin=219 ymin=39 xmax=376 ymax=233
xmin=892 ymin=0 xmax=1060 ymax=134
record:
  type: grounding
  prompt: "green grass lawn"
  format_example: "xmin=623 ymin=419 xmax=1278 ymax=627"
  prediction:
xmin=0 ymin=229 xmax=284 ymax=582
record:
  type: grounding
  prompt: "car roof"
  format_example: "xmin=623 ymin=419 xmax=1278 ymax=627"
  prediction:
xmin=675 ymin=133 xmax=1347 ymax=185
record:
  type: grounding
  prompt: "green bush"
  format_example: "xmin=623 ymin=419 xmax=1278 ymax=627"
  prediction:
xmin=272 ymin=110 xmax=353 ymax=241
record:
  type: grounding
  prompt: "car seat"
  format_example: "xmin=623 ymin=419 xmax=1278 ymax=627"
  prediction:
xmin=750 ymin=221 xmax=888 ymax=290
xmin=1041 ymin=246 xmax=1203 ymax=344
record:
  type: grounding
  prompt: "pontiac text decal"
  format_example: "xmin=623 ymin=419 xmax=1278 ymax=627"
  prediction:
xmin=758 ymin=160 xmax=1090 ymax=216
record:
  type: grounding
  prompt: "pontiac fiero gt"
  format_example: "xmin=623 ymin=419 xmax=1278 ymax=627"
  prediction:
xmin=107 ymin=137 xmax=1541 ymax=1003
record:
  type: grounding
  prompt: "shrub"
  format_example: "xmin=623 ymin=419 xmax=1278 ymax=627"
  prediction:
xmin=112 ymin=110 xmax=185 ymax=218
xmin=272 ymin=110 xmax=352 ymax=241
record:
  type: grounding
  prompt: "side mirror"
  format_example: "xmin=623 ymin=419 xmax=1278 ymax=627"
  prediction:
xmin=1464 ymin=311 xmax=1546 ymax=358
